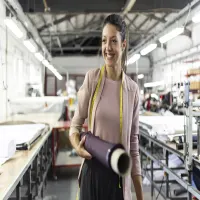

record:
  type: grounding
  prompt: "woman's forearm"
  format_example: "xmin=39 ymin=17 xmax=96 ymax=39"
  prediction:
xmin=132 ymin=175 xmax=144 ymax=200
xmin=69 ymin=132 xmax=80 ymax=151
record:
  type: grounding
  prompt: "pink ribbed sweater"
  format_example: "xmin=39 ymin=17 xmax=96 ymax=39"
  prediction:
xmin=94 ymin=78 xmax=121 ymax=143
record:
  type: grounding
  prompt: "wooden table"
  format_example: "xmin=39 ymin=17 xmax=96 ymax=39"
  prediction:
xmin=0 ymin=113 xmax=61 ymax=200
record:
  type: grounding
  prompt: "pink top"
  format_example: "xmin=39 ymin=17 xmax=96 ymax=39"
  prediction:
xmin=94 ymin=78 xmax=121 ymax=143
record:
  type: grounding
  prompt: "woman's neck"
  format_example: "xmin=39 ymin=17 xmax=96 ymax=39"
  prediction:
xmin=105 ymin=65 xmax=122 ymax=81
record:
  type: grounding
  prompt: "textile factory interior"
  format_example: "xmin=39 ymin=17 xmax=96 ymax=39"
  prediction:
xmin=0 ymin=0 xmax=200 ymax=200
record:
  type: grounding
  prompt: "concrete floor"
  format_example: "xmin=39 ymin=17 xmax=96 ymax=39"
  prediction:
xmin=44 ymin=168 xmax=164 ymax=200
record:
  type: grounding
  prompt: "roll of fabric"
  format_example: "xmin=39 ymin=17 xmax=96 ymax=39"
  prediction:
xmin=80 ymin=131 xmax=131 ymax=176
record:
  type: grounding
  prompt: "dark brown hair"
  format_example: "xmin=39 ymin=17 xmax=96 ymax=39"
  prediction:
xmin=102 ymin=14 xmax=129 ymax=73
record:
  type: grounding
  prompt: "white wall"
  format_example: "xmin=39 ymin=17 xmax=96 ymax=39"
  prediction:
xmin=151 ymin=48 xmax=166 ymax=63
xmin=166 ymin=35 xmax=192 ymax=56
xmin=127 ymin=57 xmax=150 ymax=74
xmin=0 ymin=0 xmax=44 ymax=121
xmin=52 ymin=56 xmax=104 ymax=75
xmin=52 ymin=55 xmax=150 ymax=75
xmin=0 ymin=0 xmax=7 ymax=122
xmin=151 ymin=23 xmax=200 ymax=84
xmin=192 ymin=23 xmax=200 ymax=46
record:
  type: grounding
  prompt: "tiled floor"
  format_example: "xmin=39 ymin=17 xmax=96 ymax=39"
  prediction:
xmin=44 ymin=168 xmax=165 ymax=200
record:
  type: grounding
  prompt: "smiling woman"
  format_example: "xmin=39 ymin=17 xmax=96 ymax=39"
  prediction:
xmin=69 ymin=14 xmax=143 ymax=200
xmin=101 ymin=14 xmax=128 ymax=76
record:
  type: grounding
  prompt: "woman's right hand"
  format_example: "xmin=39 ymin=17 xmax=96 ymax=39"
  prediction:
xmin=76 ymin=136 xmax=92 ymax=160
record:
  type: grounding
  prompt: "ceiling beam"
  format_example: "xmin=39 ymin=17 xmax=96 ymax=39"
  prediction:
xmin=150 ymin=14 xmax=167 ymax=23
xmin=49 ymin=46 xmax=101 ymax=51
xmin=82 ymin=15 xmax=99 ymax=30
xmin=51 ymin=15 xmax=63 ymax=55
xmin=130 ymin=13 xmax=168 ymax=47
xmin=48 ymin=45 xmax=134 ymax=51
xmin=135 ymin=16 xmax=150 ymax=31
xmin=146 ymin=13 xmax=168 ymax=34
xmin=38 ymin=14 xmax=75 ymax=32
xmin=127 ymin=14 xmax=139 ymax=29
xmin=41 ymin=30 xmax=150 ymax=37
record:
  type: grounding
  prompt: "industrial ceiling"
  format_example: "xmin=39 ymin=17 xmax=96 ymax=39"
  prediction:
xmin=17 ymin=0 xmax=190 ymax=57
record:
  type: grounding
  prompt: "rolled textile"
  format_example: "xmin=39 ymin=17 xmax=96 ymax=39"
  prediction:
xmin=80 ymin=131 xmax=132 ymax=177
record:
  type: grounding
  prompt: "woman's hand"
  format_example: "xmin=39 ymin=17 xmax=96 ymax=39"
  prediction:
xmin=76 ymin=136 xmax=92 ymax=160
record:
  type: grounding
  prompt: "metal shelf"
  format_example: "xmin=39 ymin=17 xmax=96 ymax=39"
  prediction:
xmin=140 ymin=129 xmax=200 ymax=200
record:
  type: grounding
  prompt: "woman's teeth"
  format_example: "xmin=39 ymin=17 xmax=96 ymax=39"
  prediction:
xmin=106 ymin=54 xmax=114 ymax=59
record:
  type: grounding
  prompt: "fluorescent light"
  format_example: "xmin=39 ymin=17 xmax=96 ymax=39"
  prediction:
xmin=43 ymin=62 xmax=63 ymax=80
xmin=192 ymin=12 xmax=200 ymax=23
xmin=4 ymin=18 xmax=24 ymax=38
xmin=47 ymin=64 xmax=58 ymax=73
xmin=144 ymin=81 xmax=164 ymax=88
xmin=42 ymin=60 xmax=50 ymax=67
xmin=138 ymin=74 xmax=144 ymax=79
xmin=140 ymin=43 xmax=157 ymax=56
xmin=54 ymin=72 xmax=63 ymax=80
xmin=127 ymin=54 xmax=140 ymax=65
xmin=35 ymin=52 xmax=44 ymax=61
xmin=23 ymin=40 xmax=37 ymax=53
xmin=159 ymin=27 xmax=184 ymax=44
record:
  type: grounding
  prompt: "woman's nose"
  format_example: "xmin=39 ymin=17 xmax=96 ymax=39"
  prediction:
xmin=106 ymin=41 xmax=112 ymax=50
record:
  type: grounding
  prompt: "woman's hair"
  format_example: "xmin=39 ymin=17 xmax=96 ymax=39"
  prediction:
xmin=102 ymin=14 xmax=129 ymax=73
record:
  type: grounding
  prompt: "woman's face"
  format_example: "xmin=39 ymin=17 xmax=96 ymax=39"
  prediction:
xmin=102 ymin=23 xmax=126 ymax=68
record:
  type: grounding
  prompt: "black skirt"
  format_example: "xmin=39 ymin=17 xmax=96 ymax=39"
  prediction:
xmin=79 ymin=158 xmax=124 ymax=200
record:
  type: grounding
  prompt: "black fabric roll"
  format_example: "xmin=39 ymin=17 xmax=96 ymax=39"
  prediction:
xmin=80 ymin=131 xmax=124 ymax=170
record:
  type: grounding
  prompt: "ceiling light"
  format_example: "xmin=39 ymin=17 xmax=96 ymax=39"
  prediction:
xmin=159 ymin=27 xmax=184 ymax=44
xmin=4 ymin=18 xmax=24 ymax=39
xmin=47 ymin=64 xmax=57 ymax=73
xmin=35 ymin=52 xmax=44 ymax=61
xmin=42 ymin=60 xmax=50 ymax=67
xmin=192 ymin=12 xmax=200 ymax=23
xmin=45 ymin=63 xmax=63 ymax=80
xmin=23 ymin=39 xmax=37 ymax=53
xmin=140 ymin=44 xmax=157 ymax=56
xmin=144 ymin=81 xmax=164 ymax=88
xmin=138 ymin=74 xmax=144 ymax=79
xmin=54 ymin=71 xmax=63 ymax=80
xmin=127 ymin=54 xmax=140 ymax=65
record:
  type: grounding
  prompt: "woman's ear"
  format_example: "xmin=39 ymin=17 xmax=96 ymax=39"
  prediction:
xmin=122 ymin=40 xmax=127 ymax=51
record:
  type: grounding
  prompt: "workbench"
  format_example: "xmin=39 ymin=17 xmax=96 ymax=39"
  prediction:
xmin=0 ymin=113 xmax=60 ymax=200
xmin=139 ymin=127 xmax=200 ymax=200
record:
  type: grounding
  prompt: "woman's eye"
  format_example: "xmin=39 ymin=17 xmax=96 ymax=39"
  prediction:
xmin=112 ymin=40 xmax=117 ymax=43
xmin=102 ymin=39 xmax=106 ymax=43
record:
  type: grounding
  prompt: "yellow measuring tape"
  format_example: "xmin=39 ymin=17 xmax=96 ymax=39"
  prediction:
xmin=76 ymin=66 xmax=123 ymax=199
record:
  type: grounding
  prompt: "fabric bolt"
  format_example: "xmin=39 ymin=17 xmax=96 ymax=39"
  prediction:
xmin=80 ymin=131 xmax=125 ymax=170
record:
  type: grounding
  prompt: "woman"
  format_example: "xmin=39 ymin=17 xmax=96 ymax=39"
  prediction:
xmin=69 ymin=14 xmax=144 ymax=200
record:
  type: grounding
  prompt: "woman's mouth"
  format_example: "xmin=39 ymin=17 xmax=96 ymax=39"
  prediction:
xmin=105 ymin=53 xmax=115 ymax=60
